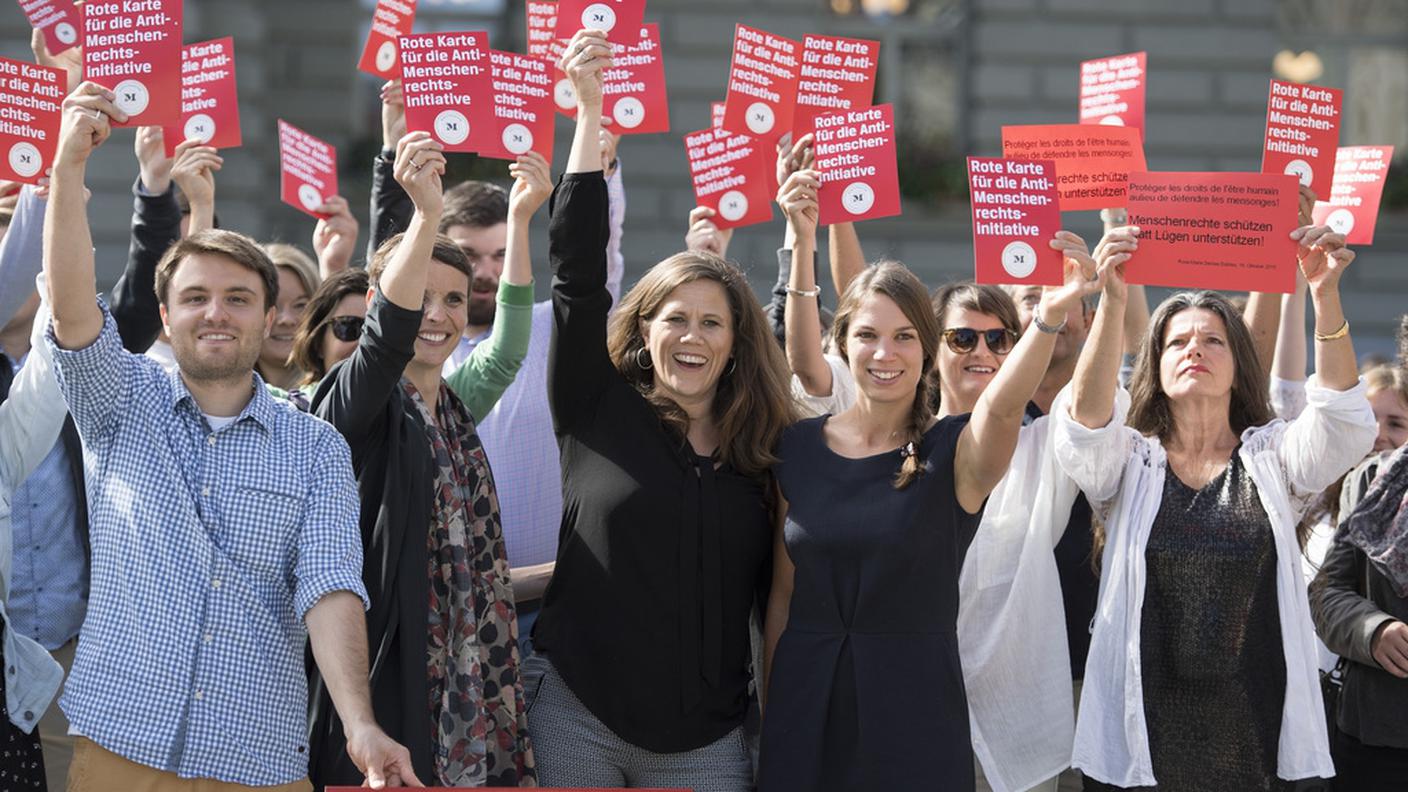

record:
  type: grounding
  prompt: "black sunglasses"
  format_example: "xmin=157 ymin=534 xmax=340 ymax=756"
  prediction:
xmin=328 ymin=316 xmax=365 ymax=342
xmin=942 ymin=327 xmax=1017 ymax=355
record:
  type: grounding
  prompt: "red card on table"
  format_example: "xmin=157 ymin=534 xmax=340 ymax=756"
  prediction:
xmin=278 ymin=120 xmax=337 ymax=219
xmin=601 ymin=24 xmax=669 ymax=135
xmin=83 ymin=0 xmax=182 ymax=127
xmin=1125 ymin=171 xmax=1300 ymax=293
xmin=481 ymin=50 xmax=555 ymax=161
xmin=553 ymin=0 xmax=646 ymax=44
xmin=398 ymin=32 xmax=491 ymax=154
xmin=162 ymin=38 xmax=241 ymax=157
xmin=721 ymin=25 xmax=800 ymax=141
xmin=793 ymin=34 xmax=879 ymax=140
xmin=813 ymin=104 xmax=900 ymax=226
xmin=1311 ymin=145 xmax=1394 ymax=245
xmin=1078 ymin=51 xmax=1146 ymax=137
xmin=1262 ymin=79 xmax=1341 ymax=199
xmin=0 ymin=57 xmax=63 ymax=185
xmin=968 ymin=157 xmax=1063 ymax=286
xmin=685 ymin=126 xmax=773 ymax=230
xmin=19 ymin=0 xmax=81 ymax=58
xmin=1001 ymin=124 xmax=1147 ymax=211
xmin=359 ymin=0 xmax=418 ymax=79
xmin=526 ymin=0 xmax=566 ymax=60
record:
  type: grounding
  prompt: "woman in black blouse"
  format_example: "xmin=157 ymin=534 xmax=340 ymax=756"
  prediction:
xmin=524 ymin=29 xmax=797 ymax=791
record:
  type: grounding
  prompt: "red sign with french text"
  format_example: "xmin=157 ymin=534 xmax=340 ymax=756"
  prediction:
xmin=359 ymin=0 xmax=417 ymax=79
xmin=19 ymin=0 xmax=81 ymax=57
xmin=481 ymin=50 xmax=556 ymax=161
xmin=1262 ymin=78 xmax=1342 ymax=199
xmin=83 ymin=0 xmax=183 ymax=127
xmin=1125 ymin=171 xmax=1300 ymax=293
xmin=968 ymin=157 xmax=1063 ymax=286
xmin=1078 ymin=52 xmax=1146 ymax=137
xmin=686 ymin=126 xmax=773 ymax=230
xmin=813 ymin=104 xmax=900 ymax=226
xmin=601 ymin=24 xmax=668 ymax=135
xmin=793 ymin=34 xmax=878 ymax=140
xmin=278 ymin=120 xmax=337 ymax=220
xmin=398 ymin=31 xmax=492 ymax=154
xmin=163 ymin=38 xmax=241 ymax=156
xmin=1311 ymin=145 xmax=1394 ymax=245
xmin=722 ymin=25 xmax=800 ymax=142
xmin=1002 ymin=124 xmax=1147 ymax=211
xmin=0 ymin=56 xmax=63 ymax=185
xmin=553 ymin=0 xmax=646 ymax=45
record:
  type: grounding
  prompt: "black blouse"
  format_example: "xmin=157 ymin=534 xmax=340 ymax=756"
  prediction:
xmin=534 ymin=172 xmax=774 ymax=753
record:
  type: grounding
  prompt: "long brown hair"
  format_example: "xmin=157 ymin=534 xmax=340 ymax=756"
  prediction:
xmin=928 ymin=281 xmax=1021 ymax=412
xmin=607 ymin=251 xmax=797 ymax=478
xmin=291 ymin=268 xmax=370 ymax=386
xmin=830 ymin=262 xmax=941 ymax=489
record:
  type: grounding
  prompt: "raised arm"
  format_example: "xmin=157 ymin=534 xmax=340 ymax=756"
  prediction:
xmin=1101 ymin=208 xmax=1148 ymax=355
xmin=777 ymin=168 xmax=831 ymax=397
xmin=765 ymin=134 xmax=814 ymax=345
xmin=366 ymin=79 xmax=412 ymax=260
xmin=1070 ymin=226 xmax=1138 ymax=429
xmin=829 ymin=223 xmax=865 ymax=300
xmin=170 ymin=138 xmax=221 ymax=235
xmin=109 ymin=126 xmax=178 ymax=352
xmin=1270 ymin=268 xmax=1309 ymax=420
xmin=312 ymin=196 xmax=361 ymax=277
xmin=1296 ymin=226 xmax=1357 ymax=390
xmin=602 ymin=132 xmax=626 ymax=305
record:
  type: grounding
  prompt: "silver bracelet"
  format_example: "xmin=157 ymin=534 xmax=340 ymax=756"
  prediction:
xmin=1033 ymin=306 xmax=1067 ymax=334
xmin=786 ymin=285 xmax=820 ymax=298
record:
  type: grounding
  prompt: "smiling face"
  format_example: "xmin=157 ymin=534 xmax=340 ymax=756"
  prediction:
xmin=160 ymin=252 xmax=274 ymax=383
xmin=936 ymin=306 xmax=1009 ymax=409
xmin=261 ymin=266 xmax=310 ymax=370
xmin=405 ymin=259 xmax=471 ymax=376
xmin=319 ymin=293 xmax=368 ymax=375
xmin=1368 ymin=386 xmax=1408 ymax=453
xmin=841 ymin=293 xmax=926 ymax=405
xmin=639 ymin=279 xmax=735 ymax=410
xmin=444 ymin=222 xmax=506 ymax=329
xmin=1158 ymin=307 xmax=1236 ymax=403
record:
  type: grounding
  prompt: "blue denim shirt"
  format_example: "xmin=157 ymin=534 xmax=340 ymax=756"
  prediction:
xmin=7 ymin=426 xmax=86 ymax=650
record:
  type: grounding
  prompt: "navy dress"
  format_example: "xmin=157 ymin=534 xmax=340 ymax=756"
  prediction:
xmin=760 ymin=415 xmax=982 ymax=792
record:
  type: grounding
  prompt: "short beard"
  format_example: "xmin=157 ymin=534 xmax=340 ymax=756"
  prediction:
xmin=468 ymin=299 xmax=496 ymax=327
xmin=172 ymin=336 xmax=263 ymax=385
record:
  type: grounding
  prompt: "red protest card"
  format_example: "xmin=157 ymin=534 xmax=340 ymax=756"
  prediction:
xmin=162 ymin=38 xmax=240 ymax=157
xmin=1311 ymin=145 xmax=1394 ymax=245
xmin=1078 ymin=51 xmax=1146 ymax=137
xmin=83 ymin=0 xmax=182 ymax=128
xmin=359 ymin=0 xmax=418 ymax=80
xmin=813 ymin=104 xmax=900 ymax=226
xmin=398 ymin=32 xmax=492 ymax=154
xmin=481 ymin=50 xmax=555 ymax=161
xmin=685 ymin=126 xmax=773 ymax=230
xmin=793 ymin=34 xmax=879 ymax=140
xmin=526 ymin=0 xmax=567 ymax=60
xmin=0 ymin=57 xmax=63 ymax=185
xmin=721 ymin=25 xmax=800 ymax=141
xmin=19 ymin=0 xmax=81 ymax=58
xmin=711 ymin=101 xmax=725 ymax=130
xmin=553 ymin=0 xmax=646 ymax=45
xmin=968 ymin=157 xmax=1063 ymax=286
xmin=602 ymin=24 xmax=669 ymax=135
xmin=278 ymin=120 xmax=337 ymax=219
xmin=1001 ymin=124 xmax=1147 ymax=211
xmin=1262 ymin=79 xmax=1342 ymax=199
xmin=1125 ymin=171 xmax=1300 ymax=293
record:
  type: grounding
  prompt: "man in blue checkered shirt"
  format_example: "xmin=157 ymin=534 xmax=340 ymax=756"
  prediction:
xmin=39 ymin=82 xmax=421 ymax=790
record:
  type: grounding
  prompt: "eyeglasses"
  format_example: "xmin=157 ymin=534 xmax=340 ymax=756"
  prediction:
xmin=942 ymin=327 xmax=1017 ymax=355
xmin=328 ymin=316 xmax=364 ymax=342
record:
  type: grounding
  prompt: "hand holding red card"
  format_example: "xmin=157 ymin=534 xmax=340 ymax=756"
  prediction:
xmin=19 ymin=0 xmax=81 ymax=56
xmin=553 ymin=0 xmax=646 ymax=44
xmin=359 ymin=0 xmax=418 ymax=79
xmin=722 ymin=25 xmax=800 ymax=141
xmin=685 ymin=126 xmax=772 ymax=230
xmin=398 ymin=32 xmax=491 ymax=154
xmin=1002 ymin=124 xmax=1147 ymax=211
xmin=1311 ymin=145 xmax=1394 ymax=245
xmin=278 ymin=120 xmax=338 ymax=219
xmin=968 ymin=157 xmax=1063 ymax=286
xmin=813 ymin=104 xmax=900 ymax=226
xmin=601 ymin=24 xmax=668 ymax=135
xmin=482 ymin=50 xmax=555 ymax=161
xmin=0 ymin=56 xmax=63 ymax=185
xmin=162 ymin=38 xmax=241 ymax=157
xmin=794 ymin=34 xmax=879 ymax=139
xmin=1262 ymin=79 xmax=1341 ymax=199
xmin=83 ymin=0 xmax=183 ymax=127
xmin=1079 ymin=52 xmax=1146 ymax=136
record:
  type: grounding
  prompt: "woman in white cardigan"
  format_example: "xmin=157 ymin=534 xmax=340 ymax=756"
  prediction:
xmin=1055 ymin=225 xmax=1375 ymax=791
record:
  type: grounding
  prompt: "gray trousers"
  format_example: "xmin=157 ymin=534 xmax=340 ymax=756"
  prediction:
xmin=523 ymin=654 xmax=753 ymax=792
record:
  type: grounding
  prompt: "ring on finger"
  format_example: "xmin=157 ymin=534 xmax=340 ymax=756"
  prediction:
xmin=87 ymin=108 xmax=102 ymax=122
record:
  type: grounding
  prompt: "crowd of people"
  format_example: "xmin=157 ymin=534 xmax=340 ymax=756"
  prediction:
xmin=0 ymin=21 xmax=1402 ymax=792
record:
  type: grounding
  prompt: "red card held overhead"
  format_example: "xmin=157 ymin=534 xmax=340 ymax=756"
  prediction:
xmin=1125 ymin=171 xmax=1300 ymax=294
xmin=722 ymin=25 xmax=800 ymax=141
xmin=162 ymin=38 xmax=241 ymax=157
xmin=554 ymin=0 xmax=646 ymax=45
xmin=1079 ymin=51 xmax=1146 ymax=137
xmin=19 ymin=0 xmax=81 ymax=58
xmin=278 ymin=120 xmax=338 ymax=220
xmin=83 ymin=0 xmax=183 ymax=128
xmin=399 ymin=32 xmax=491 ymax=154
xmin=359 ymin=0 xmax=418 ymax=79
xmin=481 ymin=51 xmax=556 ymax=161
xmin=813 ymin=104 xmax=900 ymax=226
xmin=1311 ymin=145 xmax=1394 ymax=245
xmin=685 ymin=126 xmax=773 ymax=231
xmin=793 ymin=34 xmax=879 ymax=140
xmin=1001 ymin=124 xmax=1147 ymax=211
xmin=601 ymin=24 xmax=668 ymax=135
xmin=0 ymin=56 xmax=63 ymax=185
xmin=968 ymin=157 xmax=1063 ymax=286
xmin=1262 ymin=79 xmax=1341 ymax=199
xmin=525 ymin=0 xmax=566 ymax=60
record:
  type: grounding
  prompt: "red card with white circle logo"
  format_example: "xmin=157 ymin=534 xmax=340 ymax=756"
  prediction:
xmin=553 ymin=0 xmax=646 ymax=45
xmin=685 ymin=126 xmax=773 ymax=231
xmin=968 ymin=157 xmax=1063 ymax=286
xmin=601 ymin=24 xmax=669 ymax=136
xmin=19 ymin=0 xmax=81 ymax=58
xmin=526 ymin=0 xmax=567 ymax=60
xmin=479 ymin=50 xmax=556 ymax=162
xmin=161 ymin=38 xmax=241 ymax=157
xmin=813 ymin=104 xmax=900 ymax=226
xmin=359 ymin=0 xmax=418 ymax=79
xmin=1079 ymin=51 xmax=1146 ymax=138
xmin=793 ymin=34 xmax=879 ymax=141
xmin=1311 ymin=145 xmax=1394 ymax=245
xmin=0 ymin=56 xmax=62 ymax=185
xmin=278 ymin=120 xmax=338 ymax=219
xmin=82 ymin=0 xmax=183 ymax=128
xmin=1262 ymin=78 xmax=1341 ymax=200
xmin=398 ymin=31 xmax=492 ymax=154
xmin=721 ymin=25 xmax=799 ymax=142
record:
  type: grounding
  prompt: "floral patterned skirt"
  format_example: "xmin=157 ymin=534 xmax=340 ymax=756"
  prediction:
xmin=0 ymin=616 xmax=45 ymax=790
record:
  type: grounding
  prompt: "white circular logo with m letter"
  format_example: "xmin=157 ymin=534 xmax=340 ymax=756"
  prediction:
xmin=719 ymin=191 xmax=748 ymax=222
xmin=1325 ymin=208 xmax=1355 ymax=236
xmin=1001 ymin=241 xmax=1038 ymax=279
xmin=298 ymin=184 xmax=323 ymax=211
xmin=434 ymin=110 xmax=470 ymax=146
xmin=376 ymin=41 xmax=398 ymax=73
xmin=184 ymin=114 xmax=216 ymax=144
xmin=8 ymin=142 xmax=41 ymax=179
xmin=1284 ymin=159 xmax=1313 ymax=187
xmin=582 ymin=3 xmax=617 ymax=31
xmin=113 ymin=79 xmax=150 ymax=117
xmin=842 ymin=182 xmax=875 ymax=216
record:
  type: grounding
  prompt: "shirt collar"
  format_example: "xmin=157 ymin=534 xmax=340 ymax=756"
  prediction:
xmin=167 ymin=368 xmax=277 ymax=433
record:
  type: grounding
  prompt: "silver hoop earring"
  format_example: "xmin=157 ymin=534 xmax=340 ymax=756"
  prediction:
xmin=634 ymin=346 xmax=653 ymax=370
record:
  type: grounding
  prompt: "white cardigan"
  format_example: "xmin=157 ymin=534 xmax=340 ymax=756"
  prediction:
xmin=1051 ymin=379 xmax=1376 ymax=787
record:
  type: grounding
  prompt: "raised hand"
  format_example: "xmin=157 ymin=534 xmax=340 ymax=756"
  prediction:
xmin=56 ymin=83 xmax=127 ymax=170
xmin=1041 ymin=230 xmax=1103 ymax=319
xmin=1292 ymin=225 xmax=1352 ymax=294
xmin=170 ymin=139 xmax=222 ymax=209
xmin=393 ymin=131 xmax=446 ymax=218
xmin=1091 ymin=225 xmax=1140 ymax=303
xmin=557 ymin=29 xmax=613 ymax=110
xmin=777 ymin=168 xmax=820 ymax=242
xmin=380 ymin=79 xmax=407 ymax=149
xmin=313 ymin=196 xmax=360 ymax=275
xmin=133 ymin=126 xmax=175 ymax=193
xmin=685 ymin=206 xmax=731 ymax=258
xmin=1297 ymin=183 xmax=1317 ymax=228
xmin=508 ymin=151 xmax=553 ymax=221
xmin=31 ymin=28 xmax=81 ymax=91
xmin=776 ymin=133 xmax=815 ymax=188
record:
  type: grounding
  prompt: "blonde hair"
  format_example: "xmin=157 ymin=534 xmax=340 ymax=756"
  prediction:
xmin=1364 ymin=364 xmax=1408 ymax=406
xmin=262 ymin=242 xmax=320 ymax=301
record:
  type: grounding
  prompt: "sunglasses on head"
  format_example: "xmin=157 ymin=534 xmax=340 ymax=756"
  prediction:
xmin=942 ymin=327 xmax=1017 ymax=355
xmin=328 ymin=316 xmax=364 ymax=342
